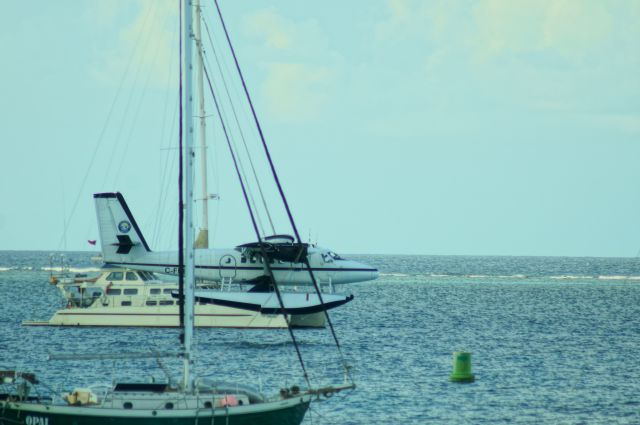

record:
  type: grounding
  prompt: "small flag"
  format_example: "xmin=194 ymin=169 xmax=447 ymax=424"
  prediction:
xmin=88 ymin=240 xmax=97 ymax=246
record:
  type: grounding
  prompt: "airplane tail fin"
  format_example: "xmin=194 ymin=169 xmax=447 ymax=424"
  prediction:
xmin=94 ymin=192 xmax=151 ymax=262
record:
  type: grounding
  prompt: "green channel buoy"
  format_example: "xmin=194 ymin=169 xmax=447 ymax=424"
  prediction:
xmin=449 ymin=351 xmax=475 ymax=383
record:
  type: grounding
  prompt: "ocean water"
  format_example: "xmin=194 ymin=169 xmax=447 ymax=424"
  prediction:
xmin=1 ymin=251 xmax=639 ymax=424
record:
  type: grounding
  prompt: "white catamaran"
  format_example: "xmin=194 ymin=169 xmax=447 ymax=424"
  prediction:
xmin=24 ymin=266 xmax=352 ymax=328
xmin=1 ymin=1 xmax=355 ymax=423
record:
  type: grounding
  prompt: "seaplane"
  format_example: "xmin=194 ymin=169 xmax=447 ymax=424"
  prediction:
xmin=94 ymin=192 xmax=379 ymax=290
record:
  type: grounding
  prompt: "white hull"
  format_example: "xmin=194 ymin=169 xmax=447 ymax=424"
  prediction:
xmin=24 ymin=304 xmax=325 ymax=328
xmin=30 ymin=268 xmax=329 ymax=328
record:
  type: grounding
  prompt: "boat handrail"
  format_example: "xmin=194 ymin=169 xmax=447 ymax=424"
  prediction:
xmin=305 ymin=383 xmax=356 ymax=398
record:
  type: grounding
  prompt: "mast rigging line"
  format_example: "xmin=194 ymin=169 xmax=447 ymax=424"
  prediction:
xmin=111 ymin=17 xmax=170 ymax=190
xmin=56 ymin=0 xmax=158 ymax=250
xmin=201 ymin=16 xmax=276 ymax=235
xmin=152 ymin=96 xmax=179 ymax=249
xmin=201 ymin=62 xmax=310 ymax=388
xmin=200 ymin=59 xmax=268 ymax=237
xmin=101 ymin=1 xmax=162 ymax=191
xmin=211 ymin=0 xmax=298 ymax=241
xmin=197 ymin=25 xmax=267 ymax=236
xmin=211 ymin=0 xmax=352 ymax=381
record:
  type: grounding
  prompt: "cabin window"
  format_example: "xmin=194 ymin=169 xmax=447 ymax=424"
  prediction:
xmin=121 ymin=301 xmax=132 ymax=306
xmin=204 ymin=401 xmax=213 ymax=408
xmin=92 ymin=291 xmax=102 ymax=297
xmin=125 ymin=272 xmax=139 ymax=281
xmin=106 ymin=272 xmax=124 ymax=281
xmin=165 ymin=402 xmax=174 ymax=410
xmin=159 ymin=300 xmax=174 ymax=306
xmin=146 ymin=300 xmax=157 ymax=306
xmin=123 ymin=402 xmax=133 ymax=409
xmin=163 ymin=288 xmax=174 ymax=294
xmin=150 ymin=288 xmax=161 ymax=295
xmin=107 ymin=288 xmax=122 ymax=295
xmin=123 ymin=288 xmax=138 ymax=295
xmin=240 ymin=256 xmax=247 ymax=263
xmin=250 ymin=257 xmax=256 ymax=263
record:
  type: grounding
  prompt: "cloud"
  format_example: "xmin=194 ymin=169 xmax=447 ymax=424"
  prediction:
xmin=590 ymin=113 xmax=640 ymax=136
xmin=374 ymin=0 xmax=640 ymax=121
xmin=471 ymin=0 xmax=618 ymax=62
xmin=374 ymin=0 xmax=475 ymax=78
xmin=542 ymin=0 xmax=612 ymax=59
xmin=243 ymin=9 xmax=339 ymax=123
xmin=378 ymin=0 xmax=637 ymax=63
xmin=472 ymin=0 xmax=548 ymax=59
xmin=376 ymin=0 xmax=463 ymax=43
xmin=244 ymin=9 xmax=293 ymax=50
xmin=262 ymin=62 xmax=333 ymax=121
xmin=85 ymin=0 xmax=178 ymax=88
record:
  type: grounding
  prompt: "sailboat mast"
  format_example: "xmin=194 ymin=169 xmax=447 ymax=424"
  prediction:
xmin=194 ymin=0 xmax=209 ymax=249
xmin=182 ymin=0 xmax=196 ymax=393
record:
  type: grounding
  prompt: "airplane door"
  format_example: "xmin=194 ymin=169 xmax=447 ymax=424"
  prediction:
xmin=319 ymin=253 xmax=336 ymax=287
xmin=219 ymin=254 xmax=237 ymax=279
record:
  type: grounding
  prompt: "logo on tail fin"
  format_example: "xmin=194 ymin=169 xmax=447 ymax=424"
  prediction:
xmin=118 ymin=221 xmax=131 ymax=233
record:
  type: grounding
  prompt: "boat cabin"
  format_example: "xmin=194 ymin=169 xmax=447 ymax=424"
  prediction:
xmin=57 ymin=268 xmax=181 ymax=309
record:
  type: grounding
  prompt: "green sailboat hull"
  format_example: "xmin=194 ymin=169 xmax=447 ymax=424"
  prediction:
xmin=0 ymin=398 xmax=310 ymax=425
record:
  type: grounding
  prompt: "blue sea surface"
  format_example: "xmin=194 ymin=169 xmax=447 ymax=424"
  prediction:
xmin=1 ymin=251 xmax=639 ymax=424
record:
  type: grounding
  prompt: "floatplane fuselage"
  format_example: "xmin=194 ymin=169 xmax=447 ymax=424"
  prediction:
xmin=95 ymin=192 xmax=378 ymax=286
xmin=102 ymin=248 xmax=378 ymax=286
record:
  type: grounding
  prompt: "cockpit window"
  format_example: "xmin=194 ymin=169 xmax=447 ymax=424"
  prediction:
xmin=321 ymin=253 xmax=332 ymax=263
xmin=327 ymin=251 xmax=345 ymax=261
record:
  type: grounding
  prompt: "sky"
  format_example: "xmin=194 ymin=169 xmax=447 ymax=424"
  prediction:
xmin=0 ymin=0 xmax=639 ymax=257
